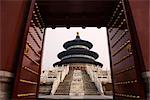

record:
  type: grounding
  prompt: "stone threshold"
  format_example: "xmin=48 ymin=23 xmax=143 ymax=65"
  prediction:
xmin=38 ymin=95 xmax=113 ymax=100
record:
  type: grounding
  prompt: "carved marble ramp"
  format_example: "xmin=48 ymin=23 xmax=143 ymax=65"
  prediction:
xmin=69 ymin=70 xmax=84 ymax=96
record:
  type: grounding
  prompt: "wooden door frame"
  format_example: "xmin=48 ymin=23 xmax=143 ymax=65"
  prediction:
xmin=122 ymin=0 xmax=146 ymax=96
xmin=11 ymin=0 xmax=146 ymax=99
xmin=12 ymin=0 xmax=36 ymax=98
xmin=106 ymin=0 xmax=146 ymax=99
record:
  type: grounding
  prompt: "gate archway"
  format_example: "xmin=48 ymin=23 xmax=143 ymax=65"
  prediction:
xmin=1 ymin=0 xmax=149 ymax=100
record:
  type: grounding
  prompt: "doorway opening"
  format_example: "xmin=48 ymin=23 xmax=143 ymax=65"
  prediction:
xmin=39 ymin=27 xmax=113 ymax=98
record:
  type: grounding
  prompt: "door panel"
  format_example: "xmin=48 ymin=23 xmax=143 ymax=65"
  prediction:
xmin=12 ymin=1 xmax=45 ymax=99
xmin=107 ymin=0 xmax=145 ymax=99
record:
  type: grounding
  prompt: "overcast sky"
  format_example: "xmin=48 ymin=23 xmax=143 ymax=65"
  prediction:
xmin=41 ymin=27 xmax=110 ymax=71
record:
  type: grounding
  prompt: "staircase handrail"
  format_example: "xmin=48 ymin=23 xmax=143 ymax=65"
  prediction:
xmin=51 ymin=72 xmax=61 ymax=95
xmin=93 ymin=72 xmax=104 ymax=95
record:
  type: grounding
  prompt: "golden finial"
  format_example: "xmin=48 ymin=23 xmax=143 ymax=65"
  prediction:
xmin=77 ymin=32 xmax=79 ymax=36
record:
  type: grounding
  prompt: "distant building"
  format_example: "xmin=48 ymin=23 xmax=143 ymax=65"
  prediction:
xmin=97 ymin=69 xmax=112 ymax=84
xmin=40 ymin=70 xmax=57 ymax=84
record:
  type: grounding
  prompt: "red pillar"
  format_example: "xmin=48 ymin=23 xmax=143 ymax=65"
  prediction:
xmin=128 ymin=0 xmax=150 ymax=99
xmin=0 ymin=1 xmax=31 ymax=99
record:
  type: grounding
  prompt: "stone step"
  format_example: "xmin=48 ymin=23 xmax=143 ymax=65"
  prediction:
xmin=55 ymin=70 xmax=101 ymax=95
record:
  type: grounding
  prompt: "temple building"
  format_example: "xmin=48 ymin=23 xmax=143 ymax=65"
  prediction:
xmin=49 ymin=32 xmax=105 ymax=96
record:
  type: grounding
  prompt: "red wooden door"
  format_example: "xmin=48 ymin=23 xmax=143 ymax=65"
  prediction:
xmin=107 ymin=0 xmax=145 ymax=99
xmin=12 ymin=1 xmax=46 ymax=99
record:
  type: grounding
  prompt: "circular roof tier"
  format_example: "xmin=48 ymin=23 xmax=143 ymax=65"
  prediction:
xmin=58 ymin=48 xmax=99 ymax=59
xmin=53 ymin=57 xmax=103 ymax=67
xmin=63 ymin=33 xmax=93 ymax=49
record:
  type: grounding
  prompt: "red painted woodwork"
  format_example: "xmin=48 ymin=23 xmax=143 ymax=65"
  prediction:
xmin=12 ymin=0 xmax=45 ymax=99
xmin=128 ymin=0 xmax=150 ymax=71
xmin=36 ymin=0 xmax=117 ymax=27
xmin=107 ymin=0 xmax=146 ymax=99
xmin=1 ymin=0 xmax=32 ymax=73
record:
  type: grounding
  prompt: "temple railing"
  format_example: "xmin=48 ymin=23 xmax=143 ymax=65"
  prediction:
xmin=86 ymin=64 xmax=104 ymax=95
xmin=51 ymin=71 xmax=61 ymax=95
xmin=51 ymin=65 xmax=69 ymax=95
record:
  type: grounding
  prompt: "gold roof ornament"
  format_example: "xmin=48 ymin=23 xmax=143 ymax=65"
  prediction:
xmin=77 ymin=32 xmax=79 ymax=36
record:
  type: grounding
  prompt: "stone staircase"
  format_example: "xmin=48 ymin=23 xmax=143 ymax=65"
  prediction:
xmin=54 ymin=70 xmax=100 ymax=95
xmin=54 ymin=70 xmax=74 ymax=95
xmin=82 ymin=70 xmax=100 ymax=95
